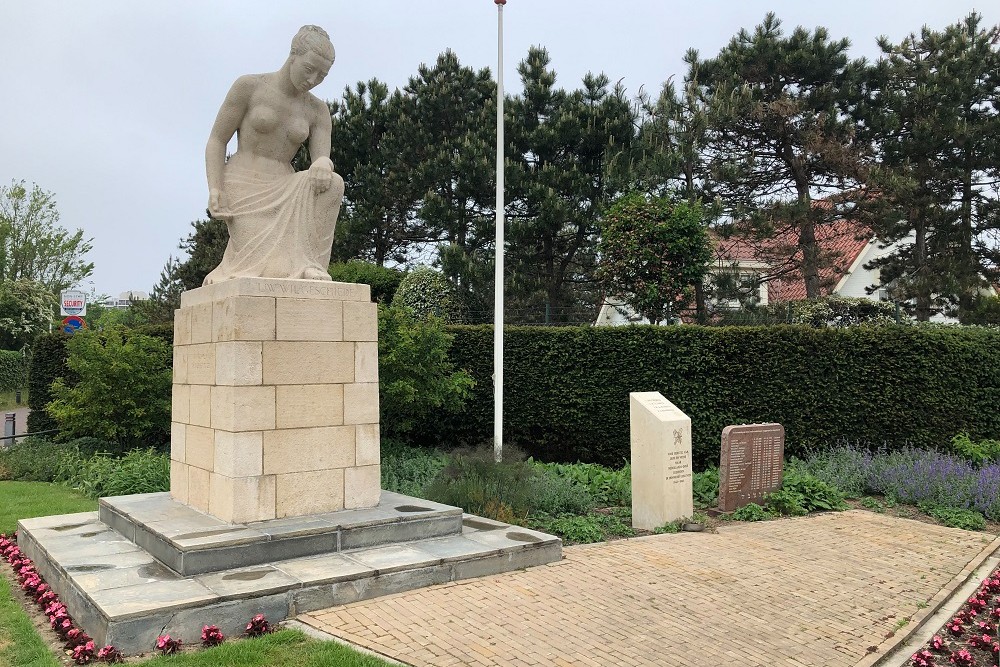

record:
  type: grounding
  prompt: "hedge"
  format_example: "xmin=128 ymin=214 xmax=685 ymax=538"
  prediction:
xmin=0 ymin=350 xmax=25 ymax=391
xmin=27 ymin=333 xmax=70 ymax=434
xmin=434 ymin=324 xmax=1000 ymax=469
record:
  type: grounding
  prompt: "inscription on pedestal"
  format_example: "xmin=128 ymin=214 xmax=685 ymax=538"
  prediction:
xmin=718 ymin=423 xmax=785 ymax=512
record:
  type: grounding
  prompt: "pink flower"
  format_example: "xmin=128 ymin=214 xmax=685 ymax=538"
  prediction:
xmin=931 ymin=635 xmax=945 ymax=651
xmin=968 ymin=596 xmax=988 ymax=612
xmin=949 ymin=649 xmax=974 ymax=666
xmin=201 ymin=624 xmax=225 ymax=646
xmin=946 ymin=618 xmax=964 ymax=636
xmin=72 ymin=640 xmax=95 ymax=665
xmin=155 ymin=635 xmax=181 ymax=655
xmin=244 ymin=613 xmax=273 ymax=637
xmin=96 ymin=645 xmax=123 ymax=663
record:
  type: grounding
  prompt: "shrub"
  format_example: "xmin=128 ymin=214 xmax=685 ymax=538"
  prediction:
xmin=730 ymin=503 xmax=775 ymax=521
xmin=529 ymin=471 xmax=595 ymax=516
xmin=380 ymin=441 xmax=448 ymax=497
xmin=531 ymin=461 xmax=630 ymax=507
xmin=765 ymin=464 xmax=847 ymax=515
xmin=57 ymin=448 xmax=169 ymax=498
xmin=392 ymin=266 xmax=467 ymax=323
xmin=424 ymin=446 xmax=536 ymax=523
xmin=0 ymin=437 xmax=68 ymax=482
xmin=45 ymin=327 xmax=172 ymax=450
xmin=801 ymin=445 xmax=868 ymax=498
xmin=0 ymin=350 xmax=25 ymax=391
xmin=440 ymin=324 xmax=1000 ymax=467
xmin=528 ymin=514 xmax=606 ymax=545
xmin=917 ymin=503 xmax=986 ymax=531
xmin=328 ymin=261 xmax=404 ymax=303
xmin=378 ymin=304 xmax=474 ymax=440
xmin=950 ymin=432 xmax=1000 ymax=467
xmin=27 ymin=332 xmax=69 ymax=434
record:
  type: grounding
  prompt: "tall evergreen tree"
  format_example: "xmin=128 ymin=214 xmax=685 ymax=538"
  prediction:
xmin=505 ymin=47 xmax=635 ymax=323
xmin=405 ymin=50 xmax=497 ymax=317
xmin=691 ymin=14 xmax=870 ymax=299
xmin=330 ymin=80 xmax=424 ymax=266
xmin=863 ymin=14 xmax=1000 ymax=319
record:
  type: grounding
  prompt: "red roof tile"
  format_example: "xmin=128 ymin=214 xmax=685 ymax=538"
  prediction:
xmin=712 ymin=219 xmax=872 ymax=301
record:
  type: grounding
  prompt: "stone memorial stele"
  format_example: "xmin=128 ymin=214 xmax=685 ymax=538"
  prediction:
xmin=718 ymin=423 xmax=785 ymax=512
xmin=629 ymin=392 xmax=693 ymax=530
xmin=16 ymin=26 xmax=562 ymax=655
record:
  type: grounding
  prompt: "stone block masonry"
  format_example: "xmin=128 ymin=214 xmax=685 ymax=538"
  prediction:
xmin=170 ymin=278 xmax=381 ymax=523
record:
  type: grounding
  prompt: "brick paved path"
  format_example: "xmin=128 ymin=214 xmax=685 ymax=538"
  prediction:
xmin=300 ymin=511 xmax=997 ymax=667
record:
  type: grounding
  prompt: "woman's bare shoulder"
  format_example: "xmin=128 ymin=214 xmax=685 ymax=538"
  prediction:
xmin=306 ymin=93 xmax=332 ymax=123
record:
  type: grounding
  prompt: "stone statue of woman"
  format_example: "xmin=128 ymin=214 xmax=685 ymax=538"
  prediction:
xmin=203 ymin=25 xmax=344 ymax=285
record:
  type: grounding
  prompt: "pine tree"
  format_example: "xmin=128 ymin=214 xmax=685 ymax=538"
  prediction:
xmin=692 ymin=14 xmax=869 ymax=299
xmin=863 ymin=14 xmax=1000 ymax=319
xmin=505 ymin=48 xmax=635 ymax=323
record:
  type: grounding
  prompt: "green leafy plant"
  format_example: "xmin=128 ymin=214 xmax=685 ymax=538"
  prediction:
xmin=730 ymin=503 xmax=775 ymax=522
xmin=529 ymin=471 xmax=595 ymax=516
xmin=378 ymin=304 xmax=474 ymax=440
xmin=528 ymin=509 xmax=635 ymax=545
xmin=0 ymin=437 xmax=68 ymax=482
xmin=766 ymin=466 xmax=847 ymax=515
xmin=949 ymin=432 xmax=1000 ymax=467
xmin=917 ymin=502 xmax=986 ymax=531
xmin=693 ymin=467 xmax=719 ymax=508
xmin=56 ymin=448 xmax=169 ymax=499
xmin=380 ymin=441 xmax=448 ymax=497
xmin=531 ymin=461 xmax=630 ymax=507
xmin=45 ymin=327 xmax=172 ymax=450
xmin=0 ymin=350 xmax=25 ymax=392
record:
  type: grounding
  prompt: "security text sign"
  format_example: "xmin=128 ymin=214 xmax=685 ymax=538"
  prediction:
xmin=60 ymin=290 xmax=87 ymax=316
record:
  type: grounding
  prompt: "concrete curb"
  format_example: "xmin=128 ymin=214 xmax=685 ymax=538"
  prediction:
xmin=852 ymin=533 xmax=1000 ymax=667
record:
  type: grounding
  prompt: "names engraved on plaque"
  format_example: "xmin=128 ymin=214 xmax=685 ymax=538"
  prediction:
xmin=718 ymin=423 xmax=785 ymax=512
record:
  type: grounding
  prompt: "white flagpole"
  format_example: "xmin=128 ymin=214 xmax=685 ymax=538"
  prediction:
xmin=493 ymin=0 xmax=506 ymax=463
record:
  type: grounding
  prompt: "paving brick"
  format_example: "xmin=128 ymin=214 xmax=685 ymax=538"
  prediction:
xmin=299 ymin=511 xmax=996 ymax=667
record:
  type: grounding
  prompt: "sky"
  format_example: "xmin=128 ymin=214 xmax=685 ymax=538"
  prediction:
xmin=1 ymin=1 xmax=997 ymax=298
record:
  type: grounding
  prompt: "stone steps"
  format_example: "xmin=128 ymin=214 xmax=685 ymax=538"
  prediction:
xmin=17 ymin=492 xmax=561 ymax=655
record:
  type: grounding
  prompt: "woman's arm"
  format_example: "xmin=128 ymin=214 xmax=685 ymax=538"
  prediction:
xmin=306 ymin=97 xmax=334 ymax=192
xmin=206 ymin=75 xmax=255 ymax=217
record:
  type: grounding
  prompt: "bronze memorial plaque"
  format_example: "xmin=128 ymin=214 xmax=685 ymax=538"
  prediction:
xmin=718 ymin=423 xmax=785 ymax=512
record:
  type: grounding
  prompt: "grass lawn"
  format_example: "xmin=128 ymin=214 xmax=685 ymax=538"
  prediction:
xmin=0 ymin=482 xmax=399 ymax=666
xmin=0 ymin=389 xmax=27 ymax=412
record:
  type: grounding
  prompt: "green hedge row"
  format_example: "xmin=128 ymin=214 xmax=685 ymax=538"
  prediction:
xmin=0 ymin=350 xmax=25 ymax=391
xmin=27 ymin=333 xmax=69 ymax=434
xmin=435 ymin=325 xmax=1000 ymax=468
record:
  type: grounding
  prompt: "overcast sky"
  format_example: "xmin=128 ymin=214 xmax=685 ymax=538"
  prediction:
xmin=1 ymin=1 xmax=997 ymax=297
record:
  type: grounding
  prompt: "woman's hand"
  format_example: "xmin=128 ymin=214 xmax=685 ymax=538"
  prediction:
xmin=309 ymin=156 xmax=334 ymax=193
xmin=208 ymin=188 xmax=234 ymax=221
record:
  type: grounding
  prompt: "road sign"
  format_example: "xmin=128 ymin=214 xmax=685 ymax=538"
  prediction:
xmin=62 ymin=316 xmax=86 ymax=334
xmin=60 ymin=290 xmax=87 ymax=316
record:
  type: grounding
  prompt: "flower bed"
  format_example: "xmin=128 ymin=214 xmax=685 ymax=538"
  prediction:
xmin=910 ymin=566 xmax=1000 ymax=666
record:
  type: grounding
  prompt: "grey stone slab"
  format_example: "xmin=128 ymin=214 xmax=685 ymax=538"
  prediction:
xmin=343 ymin=544 xmax=442 ymax=574
xmin=291 ymin=581 xmax=363 ymax=614
xmin=196 ymin=565 xmax=301 ymax=600
xmin=58 ymin=548 xmax=158 ymax=572
xmin=358 ymin=564 xmax=453 ymax=600
xmin=461 ymin=514 xmax=509 ymax=532
xmin=134 ymin=524 xmax=183 ymax=573
xmin=340 ymin=515 xmax=461 ymax=550
xmin=451 ymin=543 xmax=562 ymax=581
xmin=89 ymin=578 xmax=219 ymax=619
xmin=414 ymin=535 xmax=500 ymax=563
xmin=252 ymin=515 xmax=339 ymax=539
xmin=43 ymin=533 xmax=142 ymax=564
xmin=169 ymin=526 xmax=268 ymax=549
xmin=100 ymin=506 xmax=135 ymax=541
xmin=18 ymin=512 xmax=99 ymax=531
xmin=71 ymin=560 xmax=181 ymax=592
xmin=274 ymin=552 xmax=374 ymax=585
xmin=464 ymin=526 xmax=559 ymax=553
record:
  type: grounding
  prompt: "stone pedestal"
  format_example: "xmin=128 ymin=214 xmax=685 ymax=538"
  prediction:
xmin=629 ymin=392 xmax=693 ymax=530
xmin=169 ymin=278 xmax=381 ymax=523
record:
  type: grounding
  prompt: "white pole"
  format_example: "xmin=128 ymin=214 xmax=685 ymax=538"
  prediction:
xmin=493 ymin=0 xmax=506 ymax=463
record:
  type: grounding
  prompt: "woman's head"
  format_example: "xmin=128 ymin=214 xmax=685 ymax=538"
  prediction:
xmin=290 ymin=25 xmax=335 ymax=63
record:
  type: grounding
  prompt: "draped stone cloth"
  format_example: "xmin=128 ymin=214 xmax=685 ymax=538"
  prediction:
xmin=204 ymin=164 xmax=344 ymax=285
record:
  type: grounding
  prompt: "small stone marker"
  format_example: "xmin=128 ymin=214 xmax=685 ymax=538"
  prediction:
xmin=629 ymin=392 xmax=693 ymax=530
xmin=718 ymin=423 xmax=785 ymax=512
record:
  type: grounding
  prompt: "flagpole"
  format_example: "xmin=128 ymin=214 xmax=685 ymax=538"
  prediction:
xmin=493 ymin=0 xmax=506 ymax=463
